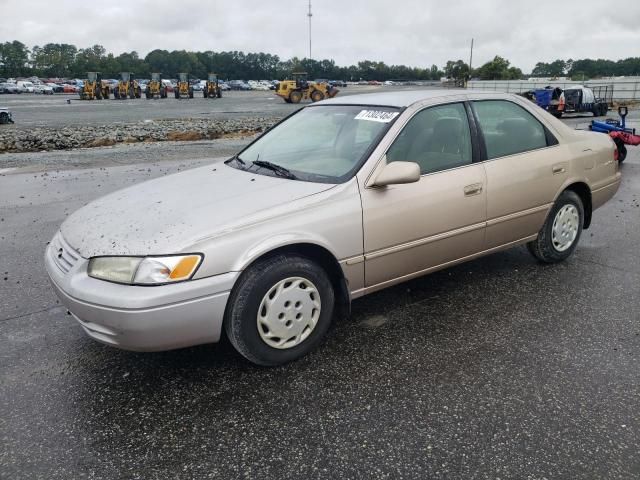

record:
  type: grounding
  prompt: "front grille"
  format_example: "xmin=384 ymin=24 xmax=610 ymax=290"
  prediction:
xmin=50 ymin=232 xmax=80 ymax=274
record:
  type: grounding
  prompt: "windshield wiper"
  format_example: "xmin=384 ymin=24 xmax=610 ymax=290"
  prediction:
xmin=226 ymin=155 xmax=247 ymax=169
xmin=252 ymin=160 xmax=298 ymax=180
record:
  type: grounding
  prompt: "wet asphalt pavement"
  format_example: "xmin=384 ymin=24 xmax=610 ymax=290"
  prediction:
xmin=1 ymin=108 xmax=640 ymax=479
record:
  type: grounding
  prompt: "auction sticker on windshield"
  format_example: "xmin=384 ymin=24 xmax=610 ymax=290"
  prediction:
xmin=354 ymin=110 xmax=400 ymax=123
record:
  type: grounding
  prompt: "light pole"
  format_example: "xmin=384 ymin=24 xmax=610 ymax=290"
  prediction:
xmin=307 ymin=0 xmax=313 ymax=59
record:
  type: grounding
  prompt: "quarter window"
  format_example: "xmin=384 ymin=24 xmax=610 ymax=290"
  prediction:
xmin=387 ymin=103 xmax=472 ymax=175
xmin=473 ymin=100 xmax=548 ymax=159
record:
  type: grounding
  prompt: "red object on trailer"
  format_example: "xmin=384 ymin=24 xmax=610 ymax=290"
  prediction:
xmin=609 ymin=130 xmax=640 ymax=164
xmin=609 ymin=130 xmax=640 ymax=146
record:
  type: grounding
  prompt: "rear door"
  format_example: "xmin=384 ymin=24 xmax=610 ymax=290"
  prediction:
xmin=471 ymin=99 xmax=568 ymax=248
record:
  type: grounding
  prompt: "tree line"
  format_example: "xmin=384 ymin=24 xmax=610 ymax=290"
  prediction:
xmin=1 ymin=40 xmax=639 ymax=82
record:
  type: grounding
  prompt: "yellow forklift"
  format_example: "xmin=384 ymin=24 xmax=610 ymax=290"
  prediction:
xmin=80 ymin=72 xmax=110 ymax=100
xmin=275 ymin=72 xmax=338 ymax=104
xmin=114 ymin=72 xmax=141 ymax=99
xmin=145 ymin=73 xmax=167 ymax=99
xmin=203 ymin=73 xmax=222 ymax=99
xmin=174 ymin=73 xmax=194 ymax=99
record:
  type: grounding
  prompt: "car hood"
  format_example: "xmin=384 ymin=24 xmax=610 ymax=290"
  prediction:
xmin=61 ymin=163 xmax=336 ymax=258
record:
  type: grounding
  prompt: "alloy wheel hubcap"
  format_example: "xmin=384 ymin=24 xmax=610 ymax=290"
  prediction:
xmin=552 ymin=204 xmax=579 ymax=252
xmin=257 ymin=277 xmax=321 ymax=349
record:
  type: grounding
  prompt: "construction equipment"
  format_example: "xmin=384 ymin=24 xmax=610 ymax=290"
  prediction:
xmin=79 ymin=72 xmax=110 ymax=100
xmin=113 ymin=72 xmax=141 ymax=100
xmin=145 ymin=73 xmax=167 ymax=99
xmin=274 ymin=72 xmax=339 ymax=104
xmin=203 ymin=73 xmax=222 ymax=99
xmin=174 ymin=73 xmax=194 ymax=99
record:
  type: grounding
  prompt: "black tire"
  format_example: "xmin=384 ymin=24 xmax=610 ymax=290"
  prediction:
xmin=174 ymin=90 xmax=179 ymax=99
xmin=614 ymin=138 xmax=627 ymax=164
xmin=0 ymin=112 xmax=8 ymax=125
xmin=188 ymin=88 xmax=194 ymax=99
xmin=284 ymin=98 xmax=292 ymax=104
xmin=552 ymin=111 xmax=563 ymax=118
xmin=311 ymin=90 xmax=324 ymax=102
xmin=217 ymin=89 xmax=222 ymax=98
xmin=224 ymin=254 xmax=335 ymax=366
xmin=527 ymin=190 xmax=584 ymax=263
xmin=289 ymin=90 xmax=303 ymax=104
xmin=203 ymin=89 xmax=208 ymax=98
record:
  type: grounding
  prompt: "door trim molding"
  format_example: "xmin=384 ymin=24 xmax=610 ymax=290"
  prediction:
xmin=486 ymin=203 xmax=552 ymax=226
xmin=365 ymin=221 xmax=486 ymax=261
xmin=352 ymin=234 xmax=537 ymax=298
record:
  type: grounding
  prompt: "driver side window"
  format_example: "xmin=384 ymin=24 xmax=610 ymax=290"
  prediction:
xmin=387 ymin=103 xmax=473 ymax=175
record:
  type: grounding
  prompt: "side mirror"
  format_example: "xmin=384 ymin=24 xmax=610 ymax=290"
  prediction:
xmin=372 ymin=161 xmax=421 ymax=187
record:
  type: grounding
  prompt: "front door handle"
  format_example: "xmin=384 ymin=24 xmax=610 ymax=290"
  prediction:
xmin=464 ymin=183 xmax=483 ymax=196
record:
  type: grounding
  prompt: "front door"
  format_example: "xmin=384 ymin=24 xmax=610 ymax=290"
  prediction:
xmin=360 ymin=102 xmax=487 ymax=289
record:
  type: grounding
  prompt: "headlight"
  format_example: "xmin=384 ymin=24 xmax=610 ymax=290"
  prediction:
xmin=87 ymin=254 xmax=203 ymax=285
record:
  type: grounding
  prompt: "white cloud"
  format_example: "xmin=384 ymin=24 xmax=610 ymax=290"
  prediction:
xmin=1 ymin=0 xmax=639 ymax=72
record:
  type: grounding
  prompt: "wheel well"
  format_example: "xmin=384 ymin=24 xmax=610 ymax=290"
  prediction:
xmin=565 ymin=182 xmax=592 ymax=229
xmin=247 ymin=243 xmax=351 ymax=317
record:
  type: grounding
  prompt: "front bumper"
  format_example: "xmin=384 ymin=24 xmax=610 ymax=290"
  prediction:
xmin=44 ymin=232 xmax=238 ymax=352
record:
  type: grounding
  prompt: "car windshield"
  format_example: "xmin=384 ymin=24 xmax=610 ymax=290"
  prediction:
xmin=232 ymin=105 xmax=400 ymax=183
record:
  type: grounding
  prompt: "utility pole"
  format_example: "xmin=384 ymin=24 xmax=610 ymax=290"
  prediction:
xmin=307 ymin=0 xmax=313 ymax=59
xmin=467 ymin=38 xmax=474 ymax=87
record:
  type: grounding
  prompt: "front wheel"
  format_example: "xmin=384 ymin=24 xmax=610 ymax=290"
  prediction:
xmin=224 ymin=254 xmax=335 ymax=366
xmin=527 ymin=190 xmax=584 ymax=263
xmin=289 ymin=90 xmax=303 ymax=104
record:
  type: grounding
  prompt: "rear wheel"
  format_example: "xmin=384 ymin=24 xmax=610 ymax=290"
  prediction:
xmin=289 ymin=90 xmax=303 ymax=104
xmin=203 ymin=89 xmax=208 ymax=98
xmin=188 ymin=88 xmax=194 ymax=99
xmin=0 ymin=112 xmax=8 ymax=124
xmin=527 ymin=190 xmax=584 ymax=263
xmin=614 ymin=138 xmax=627 ymax=164
xmin=174 ymin=89 xmax=179 ymax=99
xmin=217 ymin=89 xmax=222 ymax=98
xmin=224 ymin=254 xmax=335 ymax=366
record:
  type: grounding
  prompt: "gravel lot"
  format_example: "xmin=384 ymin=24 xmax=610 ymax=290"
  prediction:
xmin=1 ymin=92 xmax=639 ymax=479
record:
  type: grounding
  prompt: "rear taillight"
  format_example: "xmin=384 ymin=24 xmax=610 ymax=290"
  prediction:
xmin=613 ymin=147 xmax=619 ymax=162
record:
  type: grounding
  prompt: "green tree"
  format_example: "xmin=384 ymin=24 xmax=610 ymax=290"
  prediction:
xmin=475 ymin=56 xmax=522 ymax=80
xmin=0 ymin=41 xmax=30 ymax=77
xmin=444 ymin=60 xmax=469 ymax=82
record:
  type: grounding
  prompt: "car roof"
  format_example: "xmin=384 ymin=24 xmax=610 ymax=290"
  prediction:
xmin=318 ymin=89 xmax=509 ymax=108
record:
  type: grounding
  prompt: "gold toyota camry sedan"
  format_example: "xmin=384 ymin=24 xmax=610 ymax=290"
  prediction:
xmin=46 ymin=90 xmax=621 ymax=365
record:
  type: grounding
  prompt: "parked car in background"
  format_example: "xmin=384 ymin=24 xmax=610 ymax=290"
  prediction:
xmin=0 ymin=107 xmax=13 ymax=124
xmin=46 ymin=82 xmax=64 ymax=93
xmin=228 ymin=80 xmax=251 ymax=90
xmin=44 ymin=90 xmax=621 ymax=366
xmin=0 ymin=83 xmax=20 ymax=94
xmin=218 ymin=81 xmax=230 ymax=91
xmin=330 ymin=80 xmax=348 ymax=87
xmin=161 ymin=79 xmax=174 ymax=93
xmin=34 ymin=84 xmax=54 ymax=95
xmin=16 ymin=81 xmax=35 ymax=93
xmin=62 ymin=84 xmax=79 ymax=94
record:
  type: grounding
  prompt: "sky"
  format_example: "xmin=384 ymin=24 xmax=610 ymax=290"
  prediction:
xmin=2 ymin=0 xmax=639 ymax=73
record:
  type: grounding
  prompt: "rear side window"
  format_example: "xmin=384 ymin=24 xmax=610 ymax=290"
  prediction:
xmin=387 ymin=103 xmax=472 ymax=175
xmin=473 ymin=100 xmax=548 ymax=159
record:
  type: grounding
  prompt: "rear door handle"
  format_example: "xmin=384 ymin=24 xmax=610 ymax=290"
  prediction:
xmin=464 ymin=183 xmax=483 ymax=196
xmin=552 ymin=164 xmax=566 ymax=174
